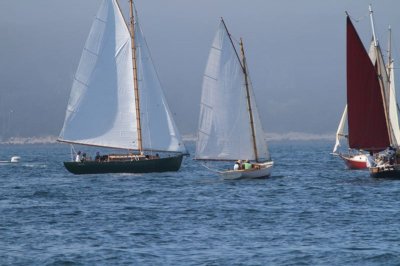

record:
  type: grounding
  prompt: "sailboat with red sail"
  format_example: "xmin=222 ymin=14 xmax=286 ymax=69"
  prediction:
xmin=333 ymin=10 xmax=381 ymax=169
xmin=342 ymin=6 xmax=400 ymax=178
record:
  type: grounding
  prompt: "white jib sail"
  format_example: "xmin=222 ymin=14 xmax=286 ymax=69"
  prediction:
xmin=134 ymin=10 xmax=186 ymax=153
xmin=59 ymin=0 xmax=186 ymax=153
xmin=196 ymin=21 xmax=270 ymax=161
xmin=333 ymin=105 xmax=348 ymax=153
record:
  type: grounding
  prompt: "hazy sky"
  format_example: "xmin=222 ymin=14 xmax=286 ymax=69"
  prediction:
xmin=0 ymin=0 xmax=399 ymax=138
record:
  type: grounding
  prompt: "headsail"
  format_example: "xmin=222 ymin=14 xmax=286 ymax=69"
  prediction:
xmin=133 ymin=8 xmax=186 ymax=153
xmin=195 ymin=20 xmax=270 ymax=161
xmin=346 ymin=16 xmax=390 ymax=152
xmin=59 ymin=0 xmax=186 ymax=153
xmin=333 ymin=105 xmax=348 ymax=153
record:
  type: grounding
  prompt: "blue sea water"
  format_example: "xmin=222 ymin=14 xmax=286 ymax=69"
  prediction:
xmin=1 ymin=140 xmax=400 ymax=265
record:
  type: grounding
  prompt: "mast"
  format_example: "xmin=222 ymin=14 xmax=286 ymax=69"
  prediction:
xmin=369 ymin=5 xmax=378 ymax=47
xmin=369 ymin=5 xmax=394 ymax=147
xmin=388 ymin=25 xmax=392 ymax=76
xmin=220 ymin=18 xmax=258 ymax=160
xmin=129 ymin=0 xmax=143 ymax=154
xmin=240 ymin=38 xmax=259 ymax=162
xmin=221 ymin=18 xmax=244 ymax=69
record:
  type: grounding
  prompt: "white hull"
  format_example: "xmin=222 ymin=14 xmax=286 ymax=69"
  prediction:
xmin=221 ymin=161 xmax=274 ymax=180
xmin=0 ymin=156 xmax=21 ymax=163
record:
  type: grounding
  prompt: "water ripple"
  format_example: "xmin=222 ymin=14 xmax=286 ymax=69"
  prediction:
xmin=1 ymin=142 xmax=400 ymax=264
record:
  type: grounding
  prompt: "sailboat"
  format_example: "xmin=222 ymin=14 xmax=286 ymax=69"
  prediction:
xmin=195 ymin=18 xmax=273 ymax=180
xmin=58 ymin=0 xmax=187 ymax=175
xmin=345 ymin=6 xmax=400 ymax=178
xmin=332 ymin=18 xmax=386 ymax=169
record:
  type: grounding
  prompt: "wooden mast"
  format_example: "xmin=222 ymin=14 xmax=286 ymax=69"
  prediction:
xmin=240 ymin=38 xmax=259 ymax=162
xmin=129 ymin=0 xmax=143 ymax=154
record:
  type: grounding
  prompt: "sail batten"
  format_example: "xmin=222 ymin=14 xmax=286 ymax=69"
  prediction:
xmin=195 ymin=20 xmax=270 ymax=161
xmin=59 ymin=0 xmax=186 ymax=153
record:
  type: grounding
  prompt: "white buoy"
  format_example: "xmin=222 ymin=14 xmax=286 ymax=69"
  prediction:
xmin=10 ymin=156 xmax=21 ymax=163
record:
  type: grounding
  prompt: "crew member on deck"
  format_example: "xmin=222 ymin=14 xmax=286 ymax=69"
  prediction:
xmin=95 ymin=152 xmax=101 ymax=162
xmin=234 ymin=160 xmax=241 ymax=170
xmin=75 ymin=151 xmax=81 ymax=162
xmin=243 ymin=160 xmax=252 ymax=170
xmin=366 ymin=151 xmax=376 ymax=168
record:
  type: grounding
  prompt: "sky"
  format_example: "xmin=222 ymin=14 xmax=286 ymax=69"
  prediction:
xmin=0 ymin=0 xmax=399 ymax=139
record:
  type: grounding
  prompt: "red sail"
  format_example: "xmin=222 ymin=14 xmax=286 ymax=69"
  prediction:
xmin=346 ymin=16 xmax=389 ymax=152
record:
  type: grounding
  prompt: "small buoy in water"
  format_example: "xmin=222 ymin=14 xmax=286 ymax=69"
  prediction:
xmin=10 ymin=156 xmax=21 ymax=163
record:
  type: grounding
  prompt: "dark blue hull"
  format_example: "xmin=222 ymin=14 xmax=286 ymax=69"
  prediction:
xmin=64 ymin=154 xmax=183 ymax=175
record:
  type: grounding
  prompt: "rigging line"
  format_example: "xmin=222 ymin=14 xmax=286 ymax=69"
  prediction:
xmin=221 ymin=18 xmax=244 ymax=70
xmin=199 ymin=162 xmax=225 ymax=173
xmin=136 ymin=17 xmax=166 ymax=94
xmin=230 ymin=34 xmax=240 ymax=45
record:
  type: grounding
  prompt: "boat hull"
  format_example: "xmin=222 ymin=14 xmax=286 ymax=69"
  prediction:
xmin=63 ymin=154 xmax=183 ymax=175
xmin=339 ymin=154 xmax=367 ymax=169
xmin=370 ymin=164 xmax=400 ymax=179
xmin=221 ymin=161 xmax=274 ymax=180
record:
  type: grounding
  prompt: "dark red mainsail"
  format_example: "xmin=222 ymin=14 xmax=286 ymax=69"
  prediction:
xmin=346 ymin=16 xmax=390 ymax=152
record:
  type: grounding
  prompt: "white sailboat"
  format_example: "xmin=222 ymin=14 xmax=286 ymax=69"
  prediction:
xmin=58 ymin=0 xmax=187 ymax=174
xmin=195 ymin=18 xmax=273 ymax=179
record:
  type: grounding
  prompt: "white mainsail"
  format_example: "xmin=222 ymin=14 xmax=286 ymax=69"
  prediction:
xmin=374 ymin=42 xmax=399 ymax=147
xmin=59 ymin=0 xmax=186 ymax=153
xmin=195 ymin=21 xmax=270 ymax=161
xmin=388 ymin=60 xmax=400 ymax=146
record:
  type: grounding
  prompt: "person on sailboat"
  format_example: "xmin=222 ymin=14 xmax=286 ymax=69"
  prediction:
xmin=95 ymin=152 xmax=101 ymax=162
xmin=243 ymin=160 xmax=252 ymax=170
xmin=383 ymin=146 xmax=396 ymax=165
xmin=81 ymin=153 xmax=87 ymax=162
xmin=234 ymin=160 xmax=242 ymax=171
xmin=75 ymin=151 xmax=81 ymax=162
xmin=366 ymin=151 xmax=376 ymax=168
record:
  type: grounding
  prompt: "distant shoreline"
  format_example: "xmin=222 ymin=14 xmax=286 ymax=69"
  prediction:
xmin=0 ymin=132 xmax=335 ymax=145
xmin=183 ymin=132 xmax=334 ymax=142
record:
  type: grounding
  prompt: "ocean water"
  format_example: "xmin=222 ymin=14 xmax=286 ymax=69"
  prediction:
xmin=1 ymin=141 xmax=400 ymax=265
